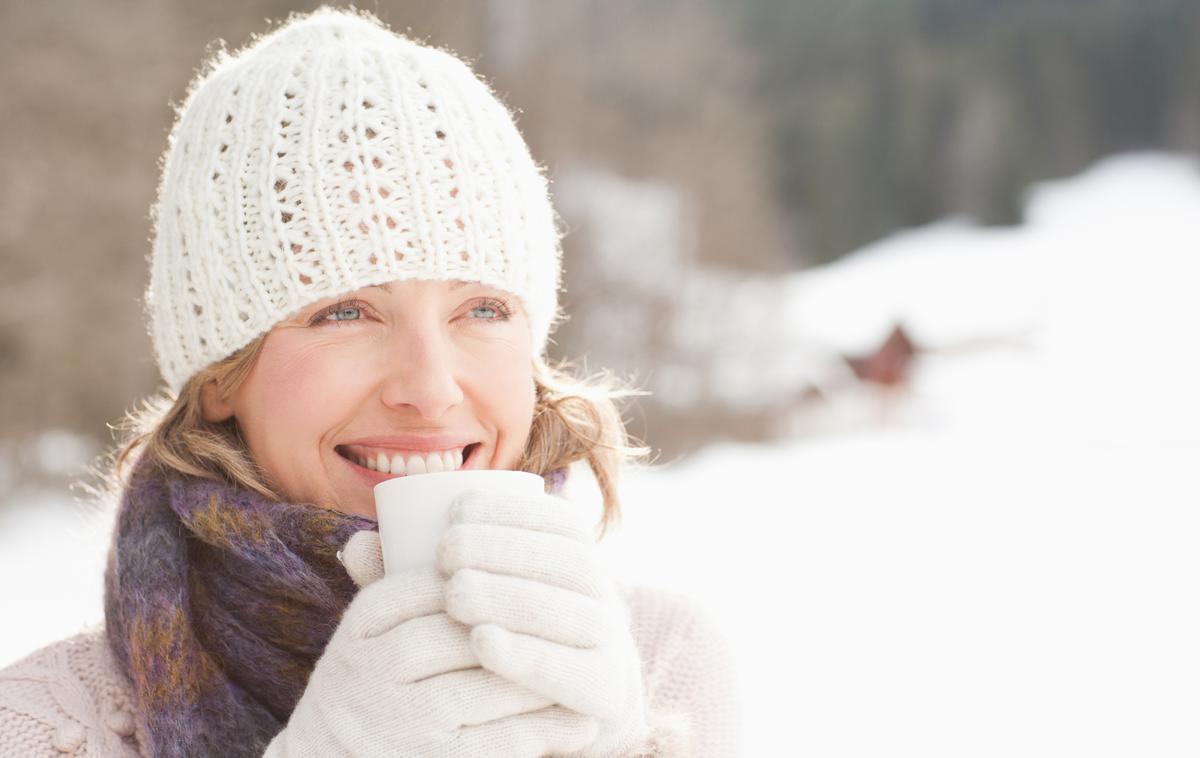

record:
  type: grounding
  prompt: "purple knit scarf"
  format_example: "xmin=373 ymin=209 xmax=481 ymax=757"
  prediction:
xmin=104 ymin=455 xmax=569 ymax=757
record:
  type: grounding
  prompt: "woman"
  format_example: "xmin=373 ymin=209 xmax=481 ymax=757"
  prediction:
xmin=0 ymin=7 xmax=739 ymax=758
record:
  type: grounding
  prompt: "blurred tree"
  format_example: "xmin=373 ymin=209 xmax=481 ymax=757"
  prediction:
xmin=725 ymin=0 xmax=1200 ymax=262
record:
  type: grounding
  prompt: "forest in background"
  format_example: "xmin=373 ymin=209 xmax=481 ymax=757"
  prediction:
xmin=733 ymin=0 xmax=1200 ymax=259
xmin=1 ymin=0 xmax=1197 ymax=490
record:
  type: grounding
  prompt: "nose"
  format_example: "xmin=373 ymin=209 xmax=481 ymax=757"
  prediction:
xmin=378 ymin=327 xmax=465 ymax=420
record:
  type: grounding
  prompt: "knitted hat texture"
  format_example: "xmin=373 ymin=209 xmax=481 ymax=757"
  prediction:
xmin=147 ymin=7 xmax=563 ymax=393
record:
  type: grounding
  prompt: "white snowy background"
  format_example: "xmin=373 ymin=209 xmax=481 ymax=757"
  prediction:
xmin=2 ymin=152 xmax=1198 ymax=756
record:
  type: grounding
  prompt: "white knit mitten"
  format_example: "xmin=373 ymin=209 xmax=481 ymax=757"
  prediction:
xmin=263 ymin=531 xmax=598 ymax=758
xmin=438 ymin=490 xmax=652 ymax=758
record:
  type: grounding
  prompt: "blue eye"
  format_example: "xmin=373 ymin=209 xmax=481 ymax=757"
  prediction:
xmin=312 ymin=300 xmax=366 ymax=326
xmin=468 ymin=298 xmax=514 ymax=322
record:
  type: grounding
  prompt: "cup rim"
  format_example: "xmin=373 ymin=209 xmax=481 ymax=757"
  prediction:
xmin=372 ymin=467 xmax=543 ymax=496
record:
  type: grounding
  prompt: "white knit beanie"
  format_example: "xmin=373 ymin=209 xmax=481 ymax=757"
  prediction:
xmin=147 ymin=7 xmax=563 ymax=394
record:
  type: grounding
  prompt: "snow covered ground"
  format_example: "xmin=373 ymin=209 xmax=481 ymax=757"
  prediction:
xmin=596 ymin=433 xmax=1199 ymax=757
xmin=0 ymin=484 xmax=112 ymax=664
xmin=2 ymin=152 xmax=1198 ymax=756
xmin=599 ymin=153 xmax=1200 ymax=756
xmin=781 ymin=152 xmax=1200 ymax=446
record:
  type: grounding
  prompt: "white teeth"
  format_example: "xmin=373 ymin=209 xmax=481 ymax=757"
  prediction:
xmin=389 ymin=454 xmax=407 ymax=476
xmin=349 ymin=445 xmax=470 ymax=475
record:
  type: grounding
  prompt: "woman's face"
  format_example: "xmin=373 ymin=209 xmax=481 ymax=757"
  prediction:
xmin=201 ymin=279 xmax=536 ymax=519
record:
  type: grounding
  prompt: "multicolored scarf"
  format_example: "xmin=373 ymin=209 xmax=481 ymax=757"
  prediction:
xmin=103 ymin=455 xmax=568 ymax=757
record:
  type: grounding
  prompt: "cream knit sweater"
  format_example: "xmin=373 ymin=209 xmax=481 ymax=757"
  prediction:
xmin=0 ymin=583 xmax=740 ymax=757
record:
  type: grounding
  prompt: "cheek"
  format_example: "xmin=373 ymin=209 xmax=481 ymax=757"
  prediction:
xmin=237 ymin=337 xmax=367 ymax=470
xmin=253 ymin=344 xmax=343 ymax=404
xmin=499 ymin=366 xmax=537 ymax=429
xmin=470 ymin=345 xmax=537 ymax=444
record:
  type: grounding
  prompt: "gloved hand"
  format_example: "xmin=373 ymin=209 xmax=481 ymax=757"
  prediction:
xmin=438 ymin=490 xmax=651 ymax=758
xmin=263 ymin=530 xmax=599 ymax=758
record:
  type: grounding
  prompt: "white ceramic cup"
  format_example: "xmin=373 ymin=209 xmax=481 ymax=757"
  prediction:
xmin=373 ymin=469 xmax=545 ymax=574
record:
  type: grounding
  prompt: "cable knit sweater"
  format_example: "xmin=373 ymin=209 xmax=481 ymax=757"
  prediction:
xmin=0 ymin=582 xmax=740 ymax=757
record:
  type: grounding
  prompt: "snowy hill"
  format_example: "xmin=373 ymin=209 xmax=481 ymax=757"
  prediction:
xmin=780 ymin=152 xmax=1200 ymax=444
xmin=592 ymin=152 xmax=1200 ymax=755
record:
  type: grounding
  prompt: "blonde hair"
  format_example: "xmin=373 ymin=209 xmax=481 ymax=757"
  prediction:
xmin=98 ymin=333 xmax=651 ymax=539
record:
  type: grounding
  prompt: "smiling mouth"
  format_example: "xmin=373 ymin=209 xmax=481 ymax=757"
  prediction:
xmin=335 ymin=442 xmax=482 ymax=476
